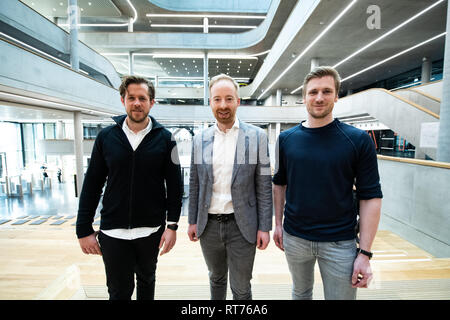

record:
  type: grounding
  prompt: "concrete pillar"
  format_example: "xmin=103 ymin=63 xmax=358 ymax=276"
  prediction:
xmin=203 ymin=17 xmax=209 ymax=34
xmin=421 ymin=57 xmax=432 ymax=84
xmin=128 ymin=17 xmax=134 ymax=32
xmin=276 ymin=122 xmax=281 ymax=140
xmin=68 ymin=0 xmax=79 ymax=72
xmin=128 ymin=52 xmax=134 ymax=75
xmin=311 ymin=58 xmax=320 ymax=70
xmin=73 ymin=112 xmax=84 ymax=196
xmin=203 ymin=51 xmax=209 ymax=106
xmin=56 ymin=121 xmax=64 ymax=139
xmin=437 ymin=3 xmax=450 ymax=163
xmin=276 ymin=89 xmax=282 ymax=106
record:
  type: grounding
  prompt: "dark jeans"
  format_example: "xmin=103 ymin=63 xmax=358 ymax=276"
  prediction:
xmin=199 ymin=217 xmax=256 ymax=300
xmin=98 ymin=227 xmax=163 ymax=300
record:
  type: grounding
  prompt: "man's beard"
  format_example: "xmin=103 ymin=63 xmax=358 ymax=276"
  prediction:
xmin=128 ymin=109 xmax=149 ymax=123
xmin=307 ymin=104 xmax=333 ymax=119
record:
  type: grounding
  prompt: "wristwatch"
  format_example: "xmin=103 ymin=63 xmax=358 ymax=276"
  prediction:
xmin=356 ymin=248 xmax=373 ymax=259
xmin=167 ymin=224 xmax=178 ymax=231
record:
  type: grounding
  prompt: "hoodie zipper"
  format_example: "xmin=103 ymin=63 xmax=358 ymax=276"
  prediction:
xmin=128 ymin=150 xmax=135 ymax=229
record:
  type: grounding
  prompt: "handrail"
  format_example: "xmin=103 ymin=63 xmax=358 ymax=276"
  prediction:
xmin=12 ymin=0 xmax=122 ymax=79
xmin=0 ymin=37 xmax=118 ymax=91
xmin=407 ymin=88 xmax=441 ymax=103
xmin=340 ymin=87 xmax=440 ymax=119
xmin=377 ymin=155 xmax=450 ymax=169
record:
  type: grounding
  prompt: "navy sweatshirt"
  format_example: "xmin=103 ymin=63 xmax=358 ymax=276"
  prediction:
xmin=76 ymin=115 xmax=183 ymax=239
xmin=272 ymin=119 xmax=383 ymax=242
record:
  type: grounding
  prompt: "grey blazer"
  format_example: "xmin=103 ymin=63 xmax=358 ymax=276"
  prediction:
xmin=188 ymin=120 xmax=273 ymax=244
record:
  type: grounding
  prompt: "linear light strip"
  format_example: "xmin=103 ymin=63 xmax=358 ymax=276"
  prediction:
xmin=101 ymin=52 xmax=267 ymax=59
xmin=0 ymin=92 xmax=116 ymax=116
xmin=334 ymin=0 xmax=444 ymax=69
xmin=58 ymin=0 xmax=137 ymax=28
xmin=257 ymin=0 xmax=358 ymax=100
xmin=340 ymin=32 xmax=446 ymax=83
xmin=146 ymin=14 xmax=265 ymax=19
xmin=150 ymin=24 xmax=256 ymax=29
xmin=290 ymin=0 xmax=445 ymax=94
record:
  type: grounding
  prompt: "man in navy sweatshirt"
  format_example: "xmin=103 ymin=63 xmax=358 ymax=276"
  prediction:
xmin=272 ymin=66 xmax=382 ymax=300
xmin=76 ymin=76 xmax=183 ymax=300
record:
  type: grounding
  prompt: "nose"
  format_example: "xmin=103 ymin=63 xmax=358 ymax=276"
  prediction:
xmin=218 ymin=99 xmax=228 ymax=109
xmin=315 ymin=92 xmax=324 ymax=102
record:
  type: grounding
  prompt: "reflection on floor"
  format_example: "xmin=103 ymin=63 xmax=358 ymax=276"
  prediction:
xmin=0 ymin=215 xmax=449 ymax=300
xmin=0 ymin=181 xmax=189 ymax=220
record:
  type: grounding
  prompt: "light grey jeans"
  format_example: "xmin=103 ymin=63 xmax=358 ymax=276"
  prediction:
xmin=199 ymin=218 xmax=256 ymax=300
xmin=283 ymin=231 xmax=357 ymax=300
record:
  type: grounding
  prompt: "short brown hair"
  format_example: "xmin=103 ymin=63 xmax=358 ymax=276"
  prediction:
xmin=119 ymin=75 xmax=155 ymax=100
xmin=209 ymin=73 xmax=240 ymax=97
xmin=302 ymin=66 xmax=341 ymax=97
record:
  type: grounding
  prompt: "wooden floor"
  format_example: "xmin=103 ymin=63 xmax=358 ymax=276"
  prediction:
xmin=0 ymin=216 xmax=449 ymax=300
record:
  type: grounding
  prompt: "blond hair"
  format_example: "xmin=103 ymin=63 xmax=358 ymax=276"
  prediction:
xmin=209 ymin=74 xmax=240 ymax=97
xmin=302 ymin=66 xmax=341 ymax=97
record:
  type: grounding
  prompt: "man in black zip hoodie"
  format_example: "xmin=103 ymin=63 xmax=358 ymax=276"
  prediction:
xmin=76 ymin=76 xmax=183 ymax=300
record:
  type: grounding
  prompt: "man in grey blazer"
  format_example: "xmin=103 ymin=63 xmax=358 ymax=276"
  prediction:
xmin=188 ymin=74 xmax=273 ymax=300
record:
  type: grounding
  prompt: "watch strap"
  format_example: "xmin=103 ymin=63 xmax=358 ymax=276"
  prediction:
xmin=167 ymin=224 xmax=178 ymax=231
xmin=356 ymin=248 xmax=373 ymax=259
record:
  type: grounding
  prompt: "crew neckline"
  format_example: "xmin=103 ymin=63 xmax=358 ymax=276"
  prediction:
xmin=300 ymin=118 xmax=339 ymax=132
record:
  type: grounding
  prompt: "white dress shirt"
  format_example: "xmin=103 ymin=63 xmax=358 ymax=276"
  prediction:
xmin=101 ymin=117 xmax=175 ymax=240
xmin=208 ymin=118 xmax=240 ymax=214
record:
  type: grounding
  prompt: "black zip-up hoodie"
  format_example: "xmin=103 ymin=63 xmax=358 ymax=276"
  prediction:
xmin=76 ymin=115 xmax=183 ymax=239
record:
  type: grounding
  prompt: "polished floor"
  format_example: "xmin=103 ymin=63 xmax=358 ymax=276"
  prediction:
xmin=0 ymin=183 xmax=449 ymax=300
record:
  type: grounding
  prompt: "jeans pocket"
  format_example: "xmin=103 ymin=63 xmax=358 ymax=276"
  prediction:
xmin=332 ymin=239 xmax=356 ymax=249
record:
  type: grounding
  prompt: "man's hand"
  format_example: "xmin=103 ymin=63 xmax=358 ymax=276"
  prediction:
xmin=273 ymin=225 xmax=284 ymax=251
xmin=351 ymin=254 xmax=373 ymax=288
xmin=256 ymin=231 xmax=270 ymax=250
xmin=187 ymin=224 xmax=198 ymax=242
xmin=159 ymin=228 xmax=176 ymax=256
xmin=78 ymin=231 xmax=102 ymax=255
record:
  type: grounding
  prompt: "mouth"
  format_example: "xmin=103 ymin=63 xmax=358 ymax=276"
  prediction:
xmin=217 ymin=111 xmax=230 ymax=118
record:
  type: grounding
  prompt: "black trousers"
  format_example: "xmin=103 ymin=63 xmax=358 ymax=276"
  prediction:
xmin=98 ymin=227 xmax=163 ymax=300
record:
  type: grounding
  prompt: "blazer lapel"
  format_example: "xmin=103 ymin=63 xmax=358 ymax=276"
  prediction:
xmin=202 ymin=126 xmax=215 ymax=182
xmin=231 ymin=122 xmax=248 ymax=185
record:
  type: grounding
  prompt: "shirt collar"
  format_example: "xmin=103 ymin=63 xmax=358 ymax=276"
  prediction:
xmin=123 ymin=116 xmax=152 ymax=135
xmin=214 ymin=117 xmax=240 ymax=134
